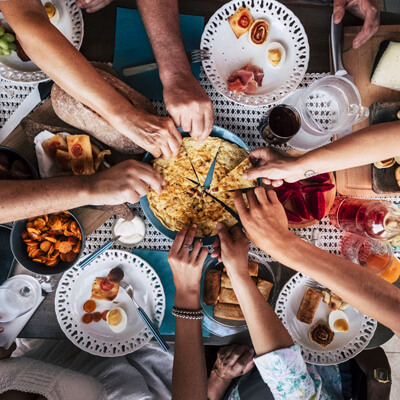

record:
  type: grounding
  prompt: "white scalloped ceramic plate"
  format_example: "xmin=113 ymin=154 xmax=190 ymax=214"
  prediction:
xmin=55 ymin=250 xmax=165 ymax=357
xmin=201 ymin=0 xmax=309 ymax=106
xmin=0 ymin=0 xmax=83 ymax=83
xmin=275 ymin=273 xmax=377 ymax=365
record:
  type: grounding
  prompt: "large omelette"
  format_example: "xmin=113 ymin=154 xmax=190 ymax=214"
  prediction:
xmin=147 ymin=137 xmax=257 ymax=237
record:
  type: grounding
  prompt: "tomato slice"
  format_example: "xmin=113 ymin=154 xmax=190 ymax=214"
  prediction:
xmin=71 ymin=144 xmax=83 ymax=158
xmin=238 ymin=14 xmax=250 ymax=28
xmin=100 ymin=279 xmax=114 ymax=292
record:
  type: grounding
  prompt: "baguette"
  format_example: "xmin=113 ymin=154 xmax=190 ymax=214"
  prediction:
xmin=214 ymin=303 xmax=244 ymax=320
xmin=296 ymin=287 xmax=322 ymax=324
xmin=51 ymin=68 xmax=156 ymax=154
xmin=203 ymin=270 xmax=221 ymax=306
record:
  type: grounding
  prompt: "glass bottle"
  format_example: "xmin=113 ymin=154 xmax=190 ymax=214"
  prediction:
xmin=328 ymin=197 xmax=400 ymax=240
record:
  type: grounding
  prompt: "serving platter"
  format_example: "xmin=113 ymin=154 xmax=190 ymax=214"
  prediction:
xmin=275 ymin=273 xmax=377 ymax=365
xmin=200 ymin=0 xmax=309 ymax=106
xmin=0 ymin=0 xmax=84 ymax=83
xmin=140 ymin=125 xmax=250 ymax=246
xmin=55 ymin=250 xmax=165 ymax=357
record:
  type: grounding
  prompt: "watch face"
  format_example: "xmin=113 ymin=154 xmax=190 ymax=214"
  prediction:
xmin=376 ymin=368 xmax=391 ymax=383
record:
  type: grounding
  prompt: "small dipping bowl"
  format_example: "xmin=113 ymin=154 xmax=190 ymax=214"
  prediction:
xmin=112 ymin=216 xmax=146 ymax=247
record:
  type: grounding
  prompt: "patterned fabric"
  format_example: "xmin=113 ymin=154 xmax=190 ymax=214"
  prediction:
xmin=228 ymin=345 xmax=343 ymax=400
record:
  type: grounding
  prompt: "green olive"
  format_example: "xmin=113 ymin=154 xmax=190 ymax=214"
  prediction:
xmin=8 ymin=42 xmax=17 ymax=51
xmin=3 ymin=33 xmax=15 ymax=43
xmin=0 ymin=39 xmax=9 ymax=50
xmin=0 ymin=27 xmax=5 ymax=36
xmin=2 ymin=48 xmax=11 ymax=56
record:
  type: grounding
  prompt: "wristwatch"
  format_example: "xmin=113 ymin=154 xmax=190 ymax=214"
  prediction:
xmin=367 ymin=368 xmax=392 ymax=384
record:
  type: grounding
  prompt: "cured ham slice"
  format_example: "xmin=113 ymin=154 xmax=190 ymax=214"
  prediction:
xmin=227 ymin=62 xmax=264 ymax=94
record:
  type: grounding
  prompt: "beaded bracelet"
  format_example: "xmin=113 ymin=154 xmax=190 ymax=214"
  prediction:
xmin=172 ymin=306 xmax=204 ymax=320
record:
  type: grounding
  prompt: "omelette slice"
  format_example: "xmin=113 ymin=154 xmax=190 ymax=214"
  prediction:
xmin=152 ymin=146 xmax=199 ymax=191
xmin=189 ymin=193 xmax=237 ymax=237
xmin=210 ymin=141 xmax=248 ymax=191
xmin=183 ymin=137 xmax=222 ymax=185
xmin=213 ymin=158 xmax=257 ymax=192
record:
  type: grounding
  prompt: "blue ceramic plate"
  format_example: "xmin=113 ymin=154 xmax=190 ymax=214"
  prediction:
xmin=140 ymin=126 xmax=250 ymax=245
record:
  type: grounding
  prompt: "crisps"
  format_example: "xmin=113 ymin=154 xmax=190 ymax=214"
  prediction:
xmin=21 ymin=212 xmax=82 ymax=266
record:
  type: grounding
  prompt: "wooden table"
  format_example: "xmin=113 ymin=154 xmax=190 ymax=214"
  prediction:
xmin=11 ymin=2 xmax=400 ymax=348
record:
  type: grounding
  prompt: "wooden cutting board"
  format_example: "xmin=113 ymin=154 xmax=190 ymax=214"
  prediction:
xmin=335 ymin=25 xmax=400 ymax=197
xmin=1 ymin=99 xmax=114 ymax=235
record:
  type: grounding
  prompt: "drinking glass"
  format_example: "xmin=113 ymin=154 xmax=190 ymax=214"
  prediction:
xmin=339 ymin=232 xmax=394 ymax=274
xmin=0 ymin=275 xmax=41 ymax=322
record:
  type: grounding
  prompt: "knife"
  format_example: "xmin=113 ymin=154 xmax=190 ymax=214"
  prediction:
xmin=0 ymin=80 xmax=53 ymax=142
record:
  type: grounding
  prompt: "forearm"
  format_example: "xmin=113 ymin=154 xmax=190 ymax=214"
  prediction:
xmin=230 ymin=273 xmax=293 ymax=356
xmin=1 ymin=1 xmax=134 ymax=126
xmin=172 ymin=291 xmax=207 ymax=400
xmin=268 ymin=234 xmax=400 ymax=333
xmin=136 ymin=0 xmax=191 ymax=84
xmin=298 ymin=121 xmax=400 ymax=175
xmin=0 ymin=177 xmax=95 ymax=223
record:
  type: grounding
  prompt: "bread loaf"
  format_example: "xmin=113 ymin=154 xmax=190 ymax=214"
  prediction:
xmin=214 ymin=303 xmax=244 ymax=320
xmin=203 ymin=270 xmax=221 ymax=306
xmin=51 ymin=68 xmax=157 ymax=154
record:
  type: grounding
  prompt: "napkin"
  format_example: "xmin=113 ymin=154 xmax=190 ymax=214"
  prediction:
xmin=113 ymin=8 xmax=204 ymax=100
xmin=131 ymin=249 xmax=210 ymax=337
xmin=0 ymin=294 xmax=45 ymax=349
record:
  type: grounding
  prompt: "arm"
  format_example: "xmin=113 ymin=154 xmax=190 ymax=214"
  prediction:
xmin=136 ymin=0 xmax=213 ymax=141
xmin=168 ymin=225 xmax=208 ymax=400
xmin=1 ymin=0 xmax=181 ymax=158
xmin=245 ymin=120 xmax=400 ymax=185
xmin=0 ymin=160 xmax=163 ymax=223
xmin=235 ymin=187 xmax=400 ymax=335
xmin=213 ymin=224 xmax=293 ymax=356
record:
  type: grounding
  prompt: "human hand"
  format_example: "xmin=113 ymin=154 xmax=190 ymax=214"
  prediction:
xmin=211 ymin=224 xmax=249 ymax=280
xmin=116 ymin=109 xmax=182 ymax=159
xmin=163 ymin=74 xmax=213 ymax=142
xmin=243 ymin=147 xmax=303 ymax=187
xmin=168 ymin=225 xmax=208 ymax=298
xmin=90 ymin=159 xmax=164 ymax=205
xmin=234 ymin=187 xmax=293 ymax=255
xmin=212 ymin=344 xmax=254 ymax=380
xmin=0 ymin=327 xmax=16 ymax=360
xmin=75 ymin=0 xmax=114 ymax=13
xmin=334 ymin=0 xmax=379 ymax=49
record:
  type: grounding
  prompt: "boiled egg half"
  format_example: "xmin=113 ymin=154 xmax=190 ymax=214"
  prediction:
xmin=328 ymin=310 xmax=349 ymax=333
xmin=267 ymin=42 xmax=286 ymax=67
xmin=106 ymin=307 xmax=128 ymax=333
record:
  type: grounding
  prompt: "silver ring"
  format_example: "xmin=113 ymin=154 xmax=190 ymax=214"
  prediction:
xmin=183 ymin=244 xmax=193 ymax=252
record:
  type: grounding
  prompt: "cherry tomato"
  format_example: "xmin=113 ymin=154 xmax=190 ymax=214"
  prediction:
xmin=100 ymin=280 xmax=114 ymax=292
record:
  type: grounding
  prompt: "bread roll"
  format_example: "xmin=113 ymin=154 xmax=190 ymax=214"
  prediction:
xmin=214 ymin=303 xmax=244 ymax=320
xmin=219 ymin=287 xmax=239 ymax=305
xmin=51 ymin=68 xmax=156 ymax=154
xmin=257 ymin=279 xmax=273 ymax=301
xmin=296 ymin=287 xmax=322 ymax=324
xmin=203 ymin=270 xmax=221 ymax=306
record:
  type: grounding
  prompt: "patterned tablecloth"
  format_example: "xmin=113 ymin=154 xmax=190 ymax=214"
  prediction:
xmin=1 ymin=71 xmax=399 ymax=263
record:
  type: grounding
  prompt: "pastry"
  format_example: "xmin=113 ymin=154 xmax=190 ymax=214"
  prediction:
xmin=309 ymin=323 xmax=334 ymax=347
xmin=203 ymin=269 xmax=222 ymax=306
xmin=374 ymin=158 xmax=395 ymax=169
xmin=91 ymin=277 xmax=119 ymax=301
xmin=214 ymin=303 xmax=244 ymax=320
xmin=228 ymin=7 xmax=254 ymax=39
xmin=249 ymin=19 xmax=269 ymax=46
xmin=296 ymin=287 xmax=323 ymax=324
xmin=67 ymin=135 xmax=95 ymax=175
xmin=219 ymin=287 xmax=239 ymax=305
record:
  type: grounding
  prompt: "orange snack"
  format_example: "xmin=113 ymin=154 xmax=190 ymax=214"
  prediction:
xmin=83 ymin=300 xmax=97 ymax=313
xmin=82 ymin=313 xmax=92 ymax=324
xmin=21 ymin=212 xmax=82 ymax=267
xmin=379 ymin=257 xmax=400 ymax=283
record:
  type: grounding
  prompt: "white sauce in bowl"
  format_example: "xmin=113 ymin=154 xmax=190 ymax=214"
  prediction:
xmin=113 ymin=217 xmax=146 ymax=245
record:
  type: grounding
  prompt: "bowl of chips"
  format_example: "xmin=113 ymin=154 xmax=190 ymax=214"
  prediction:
xmin=10 ymin=210 xmax=85 ymax=275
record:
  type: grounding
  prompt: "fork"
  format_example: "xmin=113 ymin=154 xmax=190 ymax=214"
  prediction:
xmin=119 ymin=280 xmax=170 ymax=352
xmin=122 ymin=49 xmax=211 ymax=77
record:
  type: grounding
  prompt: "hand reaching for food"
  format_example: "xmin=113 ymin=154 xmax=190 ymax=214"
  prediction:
xmin=163 ymin=74 xmax=214 ymax=142
xmin=116 ymin=110 xmax=182 ymax=159
xmin=76 ymin=0 xmax=114 ymax=13
xmin=243 ymin=147 xmax=303 ymax=186
xmin=168 ymin=225 xmax=208 ymax=299
xmin=333 ymin=0 xmax=379 ymax=49
xmin=90 ymin=159 xmax=165 ymax=205
xmin=234 ymin=188 xmax=293 ymax=254
xmin=212 ymin=223 xmax=249 ymax=280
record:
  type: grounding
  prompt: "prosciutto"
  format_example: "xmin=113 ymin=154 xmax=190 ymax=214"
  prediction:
xmin=227 ymin=62 xmax=264 ymax=94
